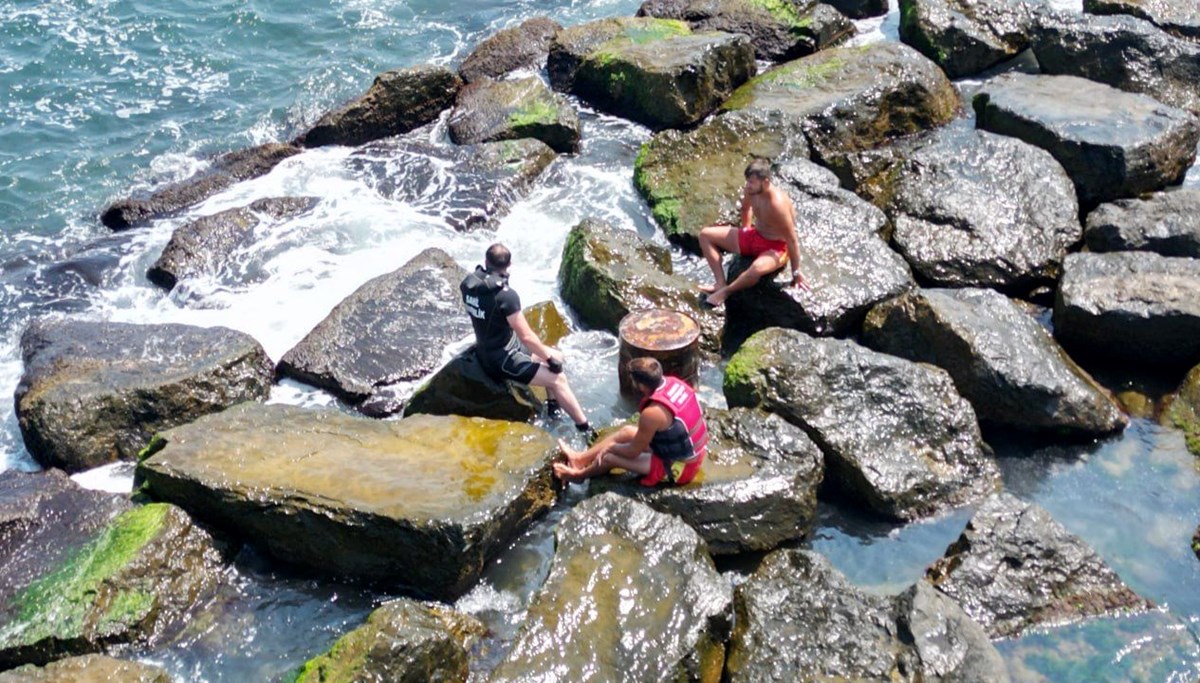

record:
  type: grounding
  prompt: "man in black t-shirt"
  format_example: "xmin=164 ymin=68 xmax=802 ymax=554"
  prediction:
xmin=461 ymin=243 xmax=590 ymax=432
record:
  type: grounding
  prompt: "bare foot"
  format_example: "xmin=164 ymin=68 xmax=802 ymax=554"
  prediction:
xmin=697 ymin=283 xmax=724 ymax=294
xmin=553 ymin=461 xmax=585 ymax=482
xmin=706 ymin=288 xmax=730 ymax=307
xmin=557 ymin=438 xmax=586 ymax=468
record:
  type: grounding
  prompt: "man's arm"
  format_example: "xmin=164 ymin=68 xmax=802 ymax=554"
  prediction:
xmin=608 ymin=404 xmax=671 ymax=459
xmin=776 ymin=194 xmax=809 ymax=290
xmin=508 ymin=310 xmax=563 ymax=364
xmin=739 ymin=189 xmax=753 ymax=229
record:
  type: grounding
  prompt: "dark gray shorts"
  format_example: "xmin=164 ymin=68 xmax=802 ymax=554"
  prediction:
xmin=477 ymin=336 xmax=540 ymax=384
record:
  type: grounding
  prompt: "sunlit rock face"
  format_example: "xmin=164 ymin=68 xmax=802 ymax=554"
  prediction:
xmin=1085 ymin=189 xmax=1200 ymax=259
xmin=448 ymin=77 xmax=580 ymax=153
xmin=724 ymin=328 xmax=999 ymax=520
xmin=898 ymin=0 xmax=1042 ymax=78
xmin=0 ymin=654 xmax=173 ymax=682
xmin=1083 ymin=0 xmax=1200 ymax=41
xmin=863 ymin=288 xmax=1127 ymax=436
xmin=927 ymin=492 xmax=1153 ymax=638
xmin=489 ymin=493 xmax=733 ymax=683
xmin=726 ymin=549 xmax=1010 ymax=682
xmin=458 ymin=17 xmax=562 ymax=83
xmin=137 ymin=404 xmax=558 ymax=600
xmin=1053 ymin=252 xmax=1200 ymax=368
xmin=15 ymin=319 xmax=274 ymax=473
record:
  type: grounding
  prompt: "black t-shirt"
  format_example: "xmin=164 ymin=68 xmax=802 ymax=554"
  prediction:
xmin=461 ymin=265 xmax=521 ymax=352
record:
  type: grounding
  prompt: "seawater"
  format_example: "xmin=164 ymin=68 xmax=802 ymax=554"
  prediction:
xmin=1 ymin=0 xmax=1198 ymax=680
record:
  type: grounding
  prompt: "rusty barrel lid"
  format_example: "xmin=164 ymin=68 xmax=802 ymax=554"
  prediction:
xmin=618 ymin=308 xmax=700 ymax=352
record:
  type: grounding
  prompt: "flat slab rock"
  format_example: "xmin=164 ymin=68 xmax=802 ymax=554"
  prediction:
xmin=898 ymin=0 xmax=1041 ymax=78
xmin=886 ymin=127 xmax=1081 ymax=290
xmin=726 ymin=549 xmax=1010 ymax=683
xmin=0 ymin=655 xmax=172 ymax=683
xmin=137 ymin=403 xmax=558 ymax=600
xmin=489 ymin=493 xmax=732 ymax=683
xmin=590 ymin=407 xmax=823 ymax=555
xmin=724 ymin=327 xmax=999 ymax=520
xmin=15 ymin=318 xmax=273 ymax=473
xmin=278 ymin=247 xmax=470 ymax=406
xmin=1085 ymin=188 xmax=1200 ymax=258
xmin=1084 ymin=0 xmax=1200 ymax=41
xmin=1053 ymin=251 xmax=1200 ymax=367
xmin=346 ymin=136 xmax=556 ymax=231
xmin=926 ymin=492 xmax=1153 ymax=638
xmin=863 ymin=288 xmax=1126 ymax=436
xmin=973 ymin=72 xmax=1199 ymax=209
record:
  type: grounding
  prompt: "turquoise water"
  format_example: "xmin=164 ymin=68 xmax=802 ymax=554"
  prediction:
xmin=1 ymin=0 xmax=1199 ymax=680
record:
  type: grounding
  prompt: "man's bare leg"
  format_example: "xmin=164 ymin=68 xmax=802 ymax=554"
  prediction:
xmin=557 ymin=425 xmax=637 ymax=469
xmin=706 ymin=252 xmax=784 ymax=307
xmin=697 ymin=226 xmax=740 ymax=293
xmin=529 ymin=364 xmax=587 ymax=426
xmin=553 ymin=449 xmax=651 ymax=482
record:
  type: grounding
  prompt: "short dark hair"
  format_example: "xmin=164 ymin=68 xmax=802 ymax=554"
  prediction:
xmin=628 ymin=357 xmax=663 ymax=389
xmin=744 ymin=158 xmax=773 ymax=180
xmin=485 ymin=243 xmax=512 ymax=271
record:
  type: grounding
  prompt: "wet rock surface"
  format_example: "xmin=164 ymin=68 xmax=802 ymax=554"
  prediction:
xmin=458 ymin=17 xmax=562 ymax=83
xmin=291 ymin=598 xmax=485 ymax=683
xmin=862 ymin=288 xmax=1126 ymax=435
xmin=1031 ymin=12 xmax=1200 ymax=114
xmin=726 ymin=549 xmax=1009 ymax=682
xmin=1053 ymin=251 xmax=1200 ymax=367
xmin=825 ymin=0 xmax=888 ymax=19
xmin=724 ymin=328 xmax=999 ymax=520
xmin=347 ymin=137 xmax=557 ymax=231
xmin=137 ymin=404 xmax=558 ymax=600
xmin=147 ymin=196 xmax=319 ymax=290
xmin=974 ymin=72 xmax=1200 ymax=209
xmin=277 ymin=247 xmax=470 ymax=406
xmin=720 ymin=42 xmax=959 ymax=163
xmin=404 ymin=348 xmax=542 ymax=422
xmin=100 ymin=143 xmax=301 ymax=230
xmin=886 ymin=127 xmax=1081 ymax=290
xmin=1164 ymin=363 xmax=1200 ymax=456
xmin=0 ymin=473 xmax=228 ymax=669
xmin=926 ymin=492 xmax=1153 ymax=638
xmin=449 ymin=77 xmax=580 ymax=153
xmin=590 ymin=407 xmax=824 ymax=555
xmin=298 ymin=64 xmax=462 ymax=147
xmin=1084 ymin=0 xmax=1200 ymax=41
xmin=489 ymin=493 xmax=732 ymax=683
xmin=637 ymin=0 xmax=856 ymax=61
xmin=557 ymin=217 xmax=722 ymax=350
xmin=558 ymin=18 xmax=757 ymax=130
xmin=724 ymin=159 xmax=913 ymax=346
xmin=0 ymin=654 xmax=172 ymax=682
xmin=15 ymin=319 xmax=273 ymax=473
xmin=898 ymin=0 xmax=1040 ymax=77
xmin=633 ymin=113 xmax=809 ymax=251
xmin=1085 ymin=189 xmax=1200 ymax=258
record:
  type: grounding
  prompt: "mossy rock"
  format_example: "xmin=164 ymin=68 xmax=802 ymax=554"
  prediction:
xmin=639 ymin=0 xmax=856 ymax=61
xmin=0 ymin=654 xmax=172 ymax=682
xmin=458 ymin=16 xmax=562 ymax=83
xmin=449 ymin=77 xmax=580 ymax=153
xmin=1164 ymin=363 xmax=1200 ymax=456
xmin=897 ymin=0 xmax=1037 ymax=79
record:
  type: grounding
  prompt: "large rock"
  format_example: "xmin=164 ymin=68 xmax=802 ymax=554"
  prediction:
xmin=489 ymin=493 xmax=732 ymax=683
xmin=557 ymin=217 xmax=722 ymax=350
xmin=633 ymin=113 xmax=810 ymax=252
xmin=291 ymin=599 xmax=485 ymax=683
xmin=137 ymin=404 xmax=558 ymax=600
xmin=862 ymin=288 xmax=1127 ymax=435
xmin=886 ymin=127 xmax=1081 ymax=290
xmin=1053 ymin=251 xmax=1200 ymax=367
xmin=1084 ymin=0 xmax=1200 ymax=41
xmin=448 ymin=77 xmax=580 ymax=153
xmin=100 ymin=143 xmax=301 ymax=230
xmin=637 ymin=0 xmax=856 ymax=61
xmin=298 ymin=64 xmax=462 ymax=148
xmin=1164 ymin=363 xmax=1200 ymax=456
xmin=458 ymin=17 xmax=562 ymax=83
xmin=403 ymin=348 xmax=542 ymax=421
xmin=973 ymin=72 xmax=1200 ymax=210
xmin=724 ymin=328 xmax=999 ymax=520
xmin=549 ymin=17 xmax=757 ymax=130
xmin=146 ymin=196 xmax=318 ymax=290
xmin=277 ymin=247 xmax=470 ymax=407
xmin=898 ymin=0 xmax=1041 ymax=78
xmin=719 ymin=42 xmax=960 ymax=164
xmin=723 ymin=159 xmax=914 ymax=346
xmin=0 ymin=655 xmax=171 ymax=682
xmin=347 ymin=137 xmax=557 ymax=231
xmin=591 ymin=408 xmax=823 ymax=555
xmin=1031 ymin=12 xmax=1200 ymax=114
xmin=726 ymin=549 xmax=1009 ymax=683
xmin=14 ymin=319 xmax=273 ymax=473
xmin=926 ymin=492 xmax=1153 ymax=638
xmin=0 ymin=471 xmax=228 ymax=669
xmin=1085 ymin=189 xmax=1200 ymax=258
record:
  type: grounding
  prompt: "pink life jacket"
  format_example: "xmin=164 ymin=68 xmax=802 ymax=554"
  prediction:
xmin=639 ymin=376 xmax=708 ymax=463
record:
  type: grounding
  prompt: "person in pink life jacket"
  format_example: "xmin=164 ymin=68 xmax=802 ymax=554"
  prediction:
xmin=554 ymin=357 xmax=708 ymax=486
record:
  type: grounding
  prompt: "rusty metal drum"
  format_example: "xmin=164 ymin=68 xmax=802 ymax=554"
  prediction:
xmin=617 ymin=308 xmax=701 ymax=396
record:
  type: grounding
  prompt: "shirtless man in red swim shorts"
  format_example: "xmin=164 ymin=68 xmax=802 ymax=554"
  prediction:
xmin=698 ymin=158 xmax=809 ymax=307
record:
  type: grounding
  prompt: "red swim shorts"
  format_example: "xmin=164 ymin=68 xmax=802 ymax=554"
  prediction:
xmin=737 ymin=227 xmax=787 ymax=260
xmin=639 ymin=451 xmax=706 ymax=487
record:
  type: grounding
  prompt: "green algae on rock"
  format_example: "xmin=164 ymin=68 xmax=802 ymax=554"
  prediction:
xmin=137 ymin=403 xmax=558 ymax=600
xmin=449 ymin=77 xmax=580 ymax=153
xmin=1164 ymin=363 xmax=1200 ymax=456
xmin=0 ymin=654 xmax=173 ymax=683
xmin=638 ymin=0 xmax=855 ymax=61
